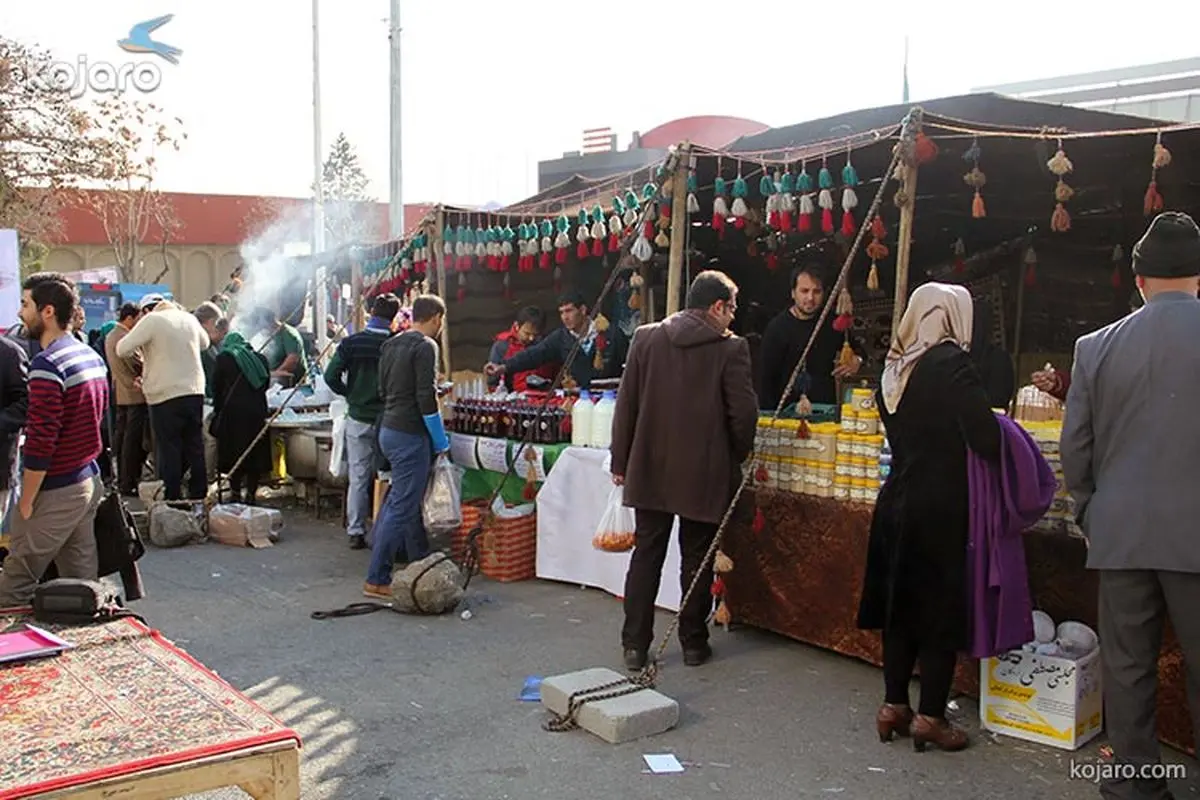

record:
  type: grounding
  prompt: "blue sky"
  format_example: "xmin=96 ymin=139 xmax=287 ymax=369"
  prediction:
xmin=2 ymin=1 xmax=1195 ymax=207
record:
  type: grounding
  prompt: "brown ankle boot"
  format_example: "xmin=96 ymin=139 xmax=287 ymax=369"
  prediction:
xmin=911 ymin=714 xmax=968 ymax=752
xmin=876 ymin=704 xmax=914 ymax=742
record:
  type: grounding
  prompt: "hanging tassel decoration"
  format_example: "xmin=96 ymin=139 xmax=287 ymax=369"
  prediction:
xmin=818 ymin=188 xmax=835 ymax=235
xmin=631 ymin=223 xmax=654 ymax=262
xmin=914 ymin=132 xmax=939 ymax=165
xmin=500 ymin=223 xmax=514 ymax=272
xmin=952 ymin=237 xmax=966 ymax=274
xmin=1023 ymin=244 xmax=1038 ymax=288
xmin=866 ymin=261 xmax=881 ymax=291
xmin=1111 ymin=244 xmax=1124 ymax=289
xmin=714 ymin=550 xmax=734 ymax=573
xmin=628 ymin=272 xmax=643 ymax=310
xmin=623 ymin=189 xmax=640 ymax=228
xmin=539 ymin=219 xmax=554 ymax=269
xmin=575 ymin=209 xmax=591 ymax=260
xmin=686 ymin=171 xmax=700 ymax=214
xmin=442 ymin=225 xmax=455 ymax=267
xmin=712 ymin=175 xmax=729 ymax=236
xmin=761 ymin=170 xmax=780 ymax=230
xmin=1144 ymin=132 xmax=1171 ymax=216
xmin=474 ymin=225 xmax=488 ymax=265
xmin=730 ymin=165 xmax=749 ymax=228
xmin=1047 ymin=143 xmax=1074 ymax=233
xmin=553 ymin=214 xmax=571 ymax=265
xmin=607 ymin=209 xmax=622 ymax=252
xmin=654 ymin=225 xmax=670 ymax=249
xmin=833 ymin=286 xmax=854 ymax=332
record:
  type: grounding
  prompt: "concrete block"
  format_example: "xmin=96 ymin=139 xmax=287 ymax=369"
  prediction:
xmin=542 ymin=667 xmax=679 ymax=744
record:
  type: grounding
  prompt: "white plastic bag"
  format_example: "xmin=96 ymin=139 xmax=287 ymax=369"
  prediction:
xmin=592 ymin=485 xmax=636 ymax=552
xmin=328 ymin=397 xmax=348 ymax=478
xmin=423 ymin=453 xmax=464 ymax=534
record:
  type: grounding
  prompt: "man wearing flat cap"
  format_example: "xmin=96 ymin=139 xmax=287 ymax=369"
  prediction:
xmin=1062 ymin=211 xmax=1200 ymax=800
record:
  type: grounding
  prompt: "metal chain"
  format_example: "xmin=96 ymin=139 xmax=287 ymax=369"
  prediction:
xmin=542 ymin=665 xmax=659 ymax=731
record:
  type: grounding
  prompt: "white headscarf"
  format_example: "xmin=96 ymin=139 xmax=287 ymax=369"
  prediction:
xmin=880 ymin=282 xmax=973 ymax=414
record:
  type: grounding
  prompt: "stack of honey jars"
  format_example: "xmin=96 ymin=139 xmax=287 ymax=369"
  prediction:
xmin=752 ymin=417 xmax=840 ymax=496
xmin=1020 ymin=420 xmax=1072 ymax=531
xmin=834 ymin=387 xmax=885 ymax=504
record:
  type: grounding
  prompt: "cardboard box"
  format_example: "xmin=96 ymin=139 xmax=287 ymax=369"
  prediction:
xmin=980 ymin=647 xmax=1103 ymax=750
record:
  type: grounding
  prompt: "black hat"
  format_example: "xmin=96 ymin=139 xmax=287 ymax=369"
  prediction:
xmin=1131 ymin=212 xmax=1200 ymax=279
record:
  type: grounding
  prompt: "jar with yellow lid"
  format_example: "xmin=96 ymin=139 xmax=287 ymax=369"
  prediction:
xmin=833 ymin=476 xmax=852 ymax=501
xmin=840 ymin=404 xmax=858 ymax=433
xmin=849 ymin=457 xmax=870 ymax=479
xmin=850 ymin=387 xmax=876 ymax=413
xmin=814 ymin=465 xmax=835 ymax=497
xmin=853 ymin=413 xmax=879 ymax=436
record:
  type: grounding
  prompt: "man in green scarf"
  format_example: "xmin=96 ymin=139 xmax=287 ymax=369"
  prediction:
xmin=220 ymin=331 xmax=269 ymax=388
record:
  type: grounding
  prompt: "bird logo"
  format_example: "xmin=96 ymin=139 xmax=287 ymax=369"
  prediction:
xmin=117 ymin=15 xmax=182 ymax=65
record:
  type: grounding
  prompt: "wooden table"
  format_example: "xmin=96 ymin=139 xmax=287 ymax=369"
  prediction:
xmin=33 ymin=741 xmax=300 ymax=799
xmin=723 ymin=489 xmax=1194 ymax=755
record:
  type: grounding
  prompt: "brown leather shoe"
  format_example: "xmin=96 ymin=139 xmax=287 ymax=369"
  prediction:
xmin=911 ymin=714 xmax=968 ymax=752
xmin=363 ymin=582 xmax=391 ymax=600
xmin=876 ymin=703 xmax=914 ymax=742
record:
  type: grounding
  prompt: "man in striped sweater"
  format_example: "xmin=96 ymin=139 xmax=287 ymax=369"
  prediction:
xmin=0 ymin=274 xmax=109 ymax=606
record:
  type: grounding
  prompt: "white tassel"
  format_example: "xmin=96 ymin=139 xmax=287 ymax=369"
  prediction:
xmin=781 ymin=193 xmax=795 ymax=212
xmin=523 ymin=238 xmax=536 ymax=257
xmin=713 ymin=196 xmax=730 ymax=218
xmin=687 ymin=193 xmax=700 ymax=213
xmin=475 ymin=240 xmax=487 ymax=258
xmin=591 ymin=219 xmax=606 ymax=239
xmin=765 ymin=193 xmax=780 ymax=213
xmin=608 ymin=214 xmax=622 ymax=236
xmin=632 ymin=235 xmax=653 ymax=262
xmin=799 ymin=193 xmax=815 ymax=215
xmin=501 ymin=239 xmax=513 ymax=255
xmin=443 ymin=239 xmax=453 ymax=256
xmin=554 ymin=230 xmax=570 ymax=249
xmin=731 ymin=197 xmax=748 ymax=217
xmin=842 ymin=188 xmax=858 ymax=211
xmin=818 ymin=189 xmax=833 ymax=210
xmin=576 ymin=223 xmax=589 ymax=242
xmin=623 ymin=207 xmax=638 ymax=227
xmin=454 ymin=240 xmax=466 ymax=258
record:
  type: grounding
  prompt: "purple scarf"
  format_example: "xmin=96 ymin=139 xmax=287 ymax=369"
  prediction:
xmin=965 ymin=414 xmax=1055 ymax=659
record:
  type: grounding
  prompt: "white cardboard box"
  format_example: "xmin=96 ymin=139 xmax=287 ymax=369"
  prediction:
xmin=979 ymin=647 xmax=1103 ymax=750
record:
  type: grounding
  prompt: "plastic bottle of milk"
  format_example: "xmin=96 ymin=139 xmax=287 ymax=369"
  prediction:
xmin=590 ymin=390 xmax=617 ymax=449
xmin=571 ymin=391 xmax=593 ymax=447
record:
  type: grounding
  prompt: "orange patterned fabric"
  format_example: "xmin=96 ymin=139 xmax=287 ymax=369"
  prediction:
xmin=0 ymin=614 xmax=299 ymax=799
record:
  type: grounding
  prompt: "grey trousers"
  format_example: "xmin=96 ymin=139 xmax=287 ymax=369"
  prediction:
xmin=1098 ymin=569 xmax=1200 ymax=800
xmin=0 ymin=476 xmax=102 ymax=607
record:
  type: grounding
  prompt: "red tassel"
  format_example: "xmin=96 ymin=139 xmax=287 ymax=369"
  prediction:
xmin=711 ymin=576 xmax=725 ymax=597
xmin=539 ymin=251 xmax=551 ymax=269
xmin=555 ymin=248 xmax=567 ymax=265
xmin=766 ymin=252 xmax=779 ymax=271
xmin=821 ymin=208 xmax=834 ymax=234
xmin=607 ymin=233 xmax=619 ymax=252
xmin=871 ymin=215 xmax=886 ymax=240
xmin=752 ymin=507 xmax=765 ymax=534
xmin=487 ymin=255 xmax=499 ymax=271
xmin=797 ymin=419 xmax=810 ymax=439
xmin=734 ymin=216 xmax=746 ymax=230
xmin=840 ymin=211 xmax=856 ymax=236
xmin=522 ymin=483 xmax=537 ymax=501
xmin=1024 ymin=263 xmax=1036 ymax=287
xmin=914 ymin=132 xmax=939 ymax=165
xmin=576 ymin=241 xmax=589 ymax=260
xmin=798 ymin=213 xmax=812 ymax=233
xmin=711 ymin=212 xmax=725 ymax=232
xmin=833 ymin=313 xmax=853 ymax=332
xmin=591 ymin=238 xmax=604 ymax=257
xmin=768 ymin=210 xmax=781 ymax=229
xmin=754 ymin=464 xmax=768 ymax=483
xmin=780 ymin=209 xmax=794 ymax=232
xmin=642 ymin=220 xmax=655 ymax=239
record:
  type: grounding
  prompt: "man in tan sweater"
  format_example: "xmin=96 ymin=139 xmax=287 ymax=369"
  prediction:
xmin=105 ymin=303 xmax=149 ymax=496
xmin=116 ymin=300 xmax=209 ymax=501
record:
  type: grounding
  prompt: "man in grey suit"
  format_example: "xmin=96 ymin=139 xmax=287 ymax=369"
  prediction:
xmin=1062 ymin=212 xmax=1200 ymax=800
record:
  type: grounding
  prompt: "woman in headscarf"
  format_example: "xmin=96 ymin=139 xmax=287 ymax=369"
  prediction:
xmin=856 ymin=283 xmax=1001 ymax=753
xmin=210 ymin=331 xmax=271 ymax=504
xmin=969 ymin=297 xmax=1015 ymax=409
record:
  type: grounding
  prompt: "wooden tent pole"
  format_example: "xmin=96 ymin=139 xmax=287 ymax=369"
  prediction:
xmin=890 ymin=164 xmax=919 ymax=338
xmin=432 ymin=207 xmax=452 ymax=374
xmin=665 ymin=143 xmax=691 ymax=316
xmin=351 ymin=256 xmax=364 ymax=332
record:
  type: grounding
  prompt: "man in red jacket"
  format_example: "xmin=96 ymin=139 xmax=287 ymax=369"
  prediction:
xmin=486 ymin=306 xmax=557 ymax=391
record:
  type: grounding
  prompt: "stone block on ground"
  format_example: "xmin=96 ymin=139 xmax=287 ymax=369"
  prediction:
xmin=389 ymin=553 xmax=464 ymax=614
xmin=148 ymin=505 xmax=202 ymax=548
xmin=541 ymin=667 xmax=679 ymax=744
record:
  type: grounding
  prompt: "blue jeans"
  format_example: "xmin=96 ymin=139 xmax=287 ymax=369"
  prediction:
xmin=366 ymin=426 xmax=433 ymax=586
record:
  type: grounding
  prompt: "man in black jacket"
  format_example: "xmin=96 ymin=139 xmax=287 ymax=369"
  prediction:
xmin=0 ymin=336 xmax=29 ymax=564
xmin=363 ymin=294 xmax=449 ymax=599
xmin=485 ymin=291 xmax=626 ymax=390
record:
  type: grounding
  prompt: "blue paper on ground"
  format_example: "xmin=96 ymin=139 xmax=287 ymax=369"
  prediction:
xmin=519 ymin=676 xmax=541 ymax=701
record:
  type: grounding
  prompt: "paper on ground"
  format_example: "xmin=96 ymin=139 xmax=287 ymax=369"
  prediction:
xmin=643 ymin=754 xmax=683 ymax=774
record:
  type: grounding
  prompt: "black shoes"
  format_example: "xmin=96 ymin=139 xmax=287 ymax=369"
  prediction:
xmin=624 ymin=649 xmax=648 ymax=671
xmin=683 ymin=644 xmax=713 ymax=667
xmin=348 ymin=534 xmax=367 ymax=550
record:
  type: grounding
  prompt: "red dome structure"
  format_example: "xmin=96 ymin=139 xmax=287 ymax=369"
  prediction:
xmin=636 ymin=115 xmax=770 ymax=150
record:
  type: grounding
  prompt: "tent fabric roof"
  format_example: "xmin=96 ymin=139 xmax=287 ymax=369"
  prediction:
xmin=727 ymin=92 xmax=1164 ymax=155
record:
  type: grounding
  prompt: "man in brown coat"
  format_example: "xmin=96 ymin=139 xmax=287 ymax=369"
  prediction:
xmin=105 ymin=303 xmax=149 ymax=496
xmin=611 ymin=270 xmax=758 ymax=669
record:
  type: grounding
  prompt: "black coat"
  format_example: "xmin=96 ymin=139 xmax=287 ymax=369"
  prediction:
xmin=210 ymin=352 xmax=271 ymax=475
xmin=0 ymin=336 xmax=28 ymax=492
xmin=856 ymin=343 xmax=1000 ymax=650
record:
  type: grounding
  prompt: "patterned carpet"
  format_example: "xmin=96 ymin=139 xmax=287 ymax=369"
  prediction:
xmin=0 ymin=611 xmax=299 ymax=799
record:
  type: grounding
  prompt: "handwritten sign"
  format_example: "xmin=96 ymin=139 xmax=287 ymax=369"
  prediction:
xmin=476 ymin=437 xmax=511 ymax=474
xmin=512 ymin=443 xmax=547 ymax=482
xmin=449 ymin=433 xmax=478 ymax=470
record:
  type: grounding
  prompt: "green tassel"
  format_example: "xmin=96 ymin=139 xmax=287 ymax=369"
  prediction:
xmin=590 ymin=204 xmax=604 ymax=223
xmin=732 ymin=175 xmax=748 ymax=198
xmin=556 ymin=214 xmax=569 ymax=233
xmin=443 ymin=226 xmax=454 ymax=243
xmin=613 ymin=195 xmax=625 ymax=215
xmin=456 ymin=225 xmax=468 ymax=244
xmin=842 ymin=162 xmax=859 ymax=187
xmin=642 ymin=182 xmax=656 ymax=201
xmin=517 ymin=222 xmax=529 ymax=239
xmin=656 ymin=165 xmax=665 ymax=179
xmin=781 ymin=172 xmax=796 ymax=193
xmin=624 ymin=189 xmax=640 ymax=210
xmin=687 ymin=173 xmax=697 ymax=193
xmin=714 ymin=177 xmax=727 ymax=196
xmin=577 ymin=209 xmax=589 ymax=227
xmin=540 ymin=219 xmax=553 ymax=237
xmin=759 ymin=175 xmax=774 ymax=196
xmin=474 ymin=226 xmax=485 ymax=244
xmin=798 ymin=170 xmax=813 ymax=192
xmin=818 ymin=166 xmax=833 ymax=189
